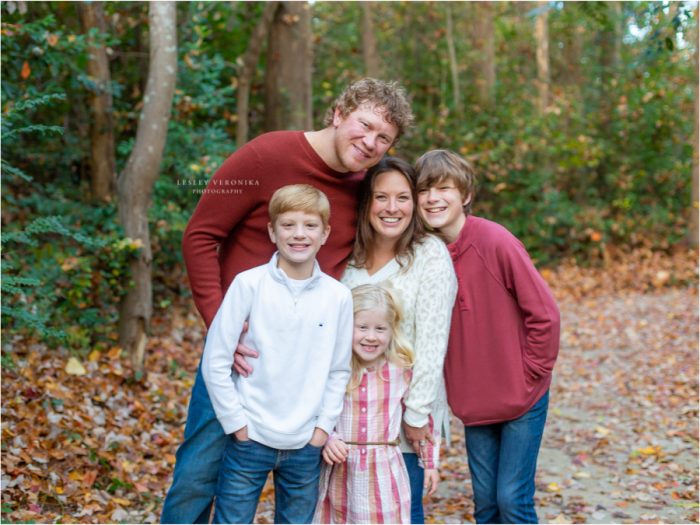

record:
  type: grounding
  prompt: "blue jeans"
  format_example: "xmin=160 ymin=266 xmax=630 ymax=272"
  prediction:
xmin=403 ymin=452 xmax=425 ymax=524
xmin=214 ymin=438 xmax=322 ymax=524
xmin=161 ymin=366 xmax=227 ymax=524
xmin=464 ymin=391 xmax=549 ymax=524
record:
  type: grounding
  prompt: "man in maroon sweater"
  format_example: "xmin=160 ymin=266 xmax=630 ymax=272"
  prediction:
xmin=415 ymin=150 xmax=560 ymax=524
xmin=161 ymin=79 xmax=413 ymax=524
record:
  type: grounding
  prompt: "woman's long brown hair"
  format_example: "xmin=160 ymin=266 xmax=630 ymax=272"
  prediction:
xmin=349 ymin=156 xmax=425 ymax=270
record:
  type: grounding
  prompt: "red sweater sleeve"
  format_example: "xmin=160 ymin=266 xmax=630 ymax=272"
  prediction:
xmin=182 ymin=145 xmax=265 ymax=327
xmin=497 ymin=235 xmax=561 ymax=380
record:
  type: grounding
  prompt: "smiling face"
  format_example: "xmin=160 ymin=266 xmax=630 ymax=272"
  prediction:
xmin=418 ymin=179 xmax=469 ymax=243
xmin=331 ymin=103 xmax=398 ymax=173
xmin=368 ymin=170 xmax=414 ymax=245
xmin=352 ymin=307 xmax=392 ymax=368
xmin=268 ymin=210 xmax=330 ymax=279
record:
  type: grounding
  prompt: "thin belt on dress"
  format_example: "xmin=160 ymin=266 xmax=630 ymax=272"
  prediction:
xmin=344 ymin=438 xmax=400 ymax=446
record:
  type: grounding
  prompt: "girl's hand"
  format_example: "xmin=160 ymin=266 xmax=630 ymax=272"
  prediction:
xmin=322 ymin=437 xmax=349 ymax=465
xmin=424 ymin=469 xmax=439 ymax=496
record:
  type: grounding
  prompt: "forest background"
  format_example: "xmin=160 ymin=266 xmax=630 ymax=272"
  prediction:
xmin=1 ymin=1 xmax=698 ymax=523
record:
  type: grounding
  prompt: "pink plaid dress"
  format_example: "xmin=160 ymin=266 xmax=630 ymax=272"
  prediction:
xmin=313 ymin=361 xmax=437 ymax=524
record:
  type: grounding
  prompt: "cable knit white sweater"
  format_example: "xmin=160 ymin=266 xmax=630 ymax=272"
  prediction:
xmin=341 ymin=234 xmax=458 ymax=453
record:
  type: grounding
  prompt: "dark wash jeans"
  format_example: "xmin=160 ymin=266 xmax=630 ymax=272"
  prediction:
xmin=403 ymin=452 xmax=425 ymax=523
xmin=160 ymin=365 xmax=322 ymax=524
xmin=464 ymin=390 xmax=549 ymax=524
xmin=214 ymin=438 xmax=322 ymax=524
xmin=161 ymin=366 xmax=227 ymax=524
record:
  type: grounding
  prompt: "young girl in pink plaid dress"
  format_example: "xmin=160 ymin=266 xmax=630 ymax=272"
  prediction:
xmin=313 ymin=284 xmax=440 ymax=524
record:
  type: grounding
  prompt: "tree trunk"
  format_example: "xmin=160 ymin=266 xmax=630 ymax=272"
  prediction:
xmin=445 ymin=3 xmax=462 ymax=112
xmin=599 ymin=3 xmax=621 ymax=98
xmin=534 ymin=1 xmax=550 ymax=115
xmin=564 ymin=22 xmax=584 ymax=87
xmin=596 ymin=2 xmax=622 ymax=190
xmin=78 ymin=1 xmax=116 ymax=203
xmin=599 ymin=2 xmax=622 ymax=77
xmin=236 ymin=1 xmax=278 ymax=146
xmin=612 ymin=2 xmax=622 ymax=72
xmin=690 ymin=6 xmax=699 ymax=248
xmin=473 ymin=2 xmax=495 ymax=107
xmin=117 ymin=1 xmax=177 ymax=373
xmin=361 ymin=2 xmax=382 ymax=77
xmin=264 ymin=1 xmax=312 ymax=131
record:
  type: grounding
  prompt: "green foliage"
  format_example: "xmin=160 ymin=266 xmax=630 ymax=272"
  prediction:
xmin=2 ymin=90 xmax=65 ymax=146
xmin=1 ymin=10 xmax=98 ymax=179
xmin=1 ymin=91 xmax=67 ymax=184
xmin=313 ymin=1 xmax=695 ymax=264
xmin=1 ymin=1 xmax=695 ymax=354
xmin=1 ymin=199 xmax=140 ymax=351
xmin=0 ymin=32 xmax=137 ymax=351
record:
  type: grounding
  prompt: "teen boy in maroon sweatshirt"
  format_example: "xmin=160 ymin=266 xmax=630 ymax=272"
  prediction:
xmin=415 ymin=150 xmax=560 ymax=524
xmin=161 ymin=79 xmax=413 ymax=524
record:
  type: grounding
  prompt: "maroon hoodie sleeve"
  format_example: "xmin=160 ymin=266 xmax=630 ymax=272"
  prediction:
xmin=496 ymin=234 xmax=561 ymax=381
xmin=182 ymin=144 xmax=264 ymax=328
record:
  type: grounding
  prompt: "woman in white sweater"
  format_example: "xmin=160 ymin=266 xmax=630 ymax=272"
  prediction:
xmin=341 ymin=156 xmax=457 ymax=523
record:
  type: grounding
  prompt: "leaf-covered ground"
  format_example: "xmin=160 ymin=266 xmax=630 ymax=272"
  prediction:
xmin=2 ymin=248 xmax=697 ymax=524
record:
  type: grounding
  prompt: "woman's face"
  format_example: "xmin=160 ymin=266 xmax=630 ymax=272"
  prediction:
xmin=368 ymin=170 xmax=414 ymax=244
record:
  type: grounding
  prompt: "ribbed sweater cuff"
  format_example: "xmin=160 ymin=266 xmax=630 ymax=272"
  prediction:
xmin=403 ymin=408 xmax=429 ymax=428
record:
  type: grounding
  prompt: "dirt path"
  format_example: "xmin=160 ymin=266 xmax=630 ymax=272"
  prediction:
xmin=421 ymin=286 xmax=698 ymax=524
xmin=2 ymin=282 xmax=695 ymax=524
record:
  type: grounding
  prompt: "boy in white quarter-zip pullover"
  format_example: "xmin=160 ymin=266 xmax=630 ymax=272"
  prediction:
xmin=201 ymin=184 xmax=353 ymax=524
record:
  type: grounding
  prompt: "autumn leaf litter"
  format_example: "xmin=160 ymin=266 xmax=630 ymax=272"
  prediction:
xmin=1 ymin=248 xmax=697 ymax=524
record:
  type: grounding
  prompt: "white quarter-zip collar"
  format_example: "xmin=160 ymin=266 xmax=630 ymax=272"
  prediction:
xmin=267 ymin=252 xmax=323 ymax=294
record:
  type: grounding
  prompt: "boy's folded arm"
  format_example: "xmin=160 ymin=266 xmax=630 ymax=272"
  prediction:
xmin=500 ymin=239 xmax=561 ymax=378
xmin=201 ymin=275 xmax=254 ymax=433
xmin=316 ymin=293 xmax=353 ymax=434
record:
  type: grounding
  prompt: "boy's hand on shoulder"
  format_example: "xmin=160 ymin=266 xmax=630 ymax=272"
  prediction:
xmin=424 ymin=469 xmax=439 ymax=496
xmin=321 ymin=436 xmax=349 ymax=465
xmin=233 ymin=426 xmax=249 ymax=441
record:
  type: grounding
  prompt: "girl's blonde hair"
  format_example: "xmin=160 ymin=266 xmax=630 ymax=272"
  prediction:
xmin=348 ymin=284 xmax=414 ymax=391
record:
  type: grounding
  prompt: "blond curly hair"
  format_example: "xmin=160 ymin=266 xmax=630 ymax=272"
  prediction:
xmin=323 ymin=78 xmax=414 ymax=140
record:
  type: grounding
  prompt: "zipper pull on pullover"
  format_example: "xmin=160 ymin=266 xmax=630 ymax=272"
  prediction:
xmin=268 ymin=252 xmax=322 ymax=309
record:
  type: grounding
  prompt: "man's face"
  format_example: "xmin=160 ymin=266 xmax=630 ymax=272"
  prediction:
xmin=332 ymin=103 xmax=398 ymax=173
